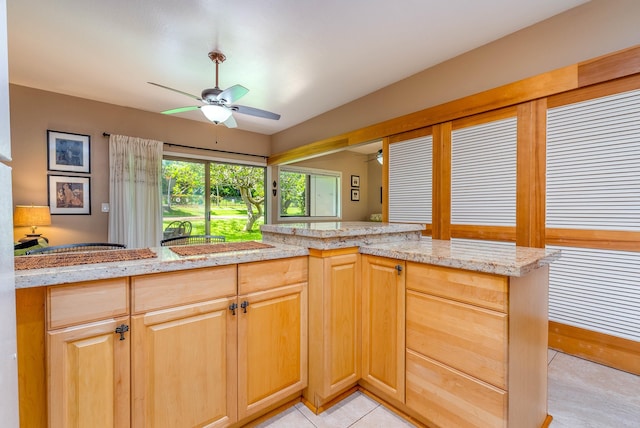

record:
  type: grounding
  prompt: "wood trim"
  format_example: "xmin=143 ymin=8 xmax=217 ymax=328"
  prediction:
xmin=382 ymin=137 xmax=389 ymax=222
xmin=308 ymin=247 xmax=359 ymax=258
xmin=450 ymin=224 xmax=516 ymax=242
xmin=431 ymin=122 xmax=451 ymax=240
xmin=388 ymin=126 xmax=432 ymax=144
xmin=516 ymin=99 xmax=546 ymax=248
xmin=268 ymin=137 xmax=349 ymax=165
xmin=451 ymin=106 xmax=517 ymax=130
xmin=578 ymin=45 xmax=640 ymax=88
xmin=16 ymin=287 xmax=47 ymax=428
xmin=549 ymin=321 xmax=640 ymax=375
xmin=546 ymin=228 xmax=640 ymax=251
xmin=548 ymin=73 xmax=640 ymax=108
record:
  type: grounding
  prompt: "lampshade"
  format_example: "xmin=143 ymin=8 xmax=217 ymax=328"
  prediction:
xmin=14 ymin=205 xmax=51 ymax=236
xmin=201 ymin=105 xmax=232 ymax=123
xmin=376 ymin=149 xmax=383 ymax=165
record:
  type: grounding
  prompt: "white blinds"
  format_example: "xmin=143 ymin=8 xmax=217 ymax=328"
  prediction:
xmin=451 ymin=117 xmax=517 ymax=226
xmin=548 ymin=245 xmax=640 ymax=342
xmin=546 ymin=88 xmax=640 ymax=342
xmin=547 ymin=88 xmax=640 ymax=230
xmin=388 ymin=135 xmax=432 ymax=224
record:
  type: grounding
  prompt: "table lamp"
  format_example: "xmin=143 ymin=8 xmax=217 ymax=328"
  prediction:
xmin=14 ymin=205 xmax=51 ymax=241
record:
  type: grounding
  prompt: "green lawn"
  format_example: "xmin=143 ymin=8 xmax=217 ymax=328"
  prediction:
xmin=163 ymin=204 xmax=264 ymax=242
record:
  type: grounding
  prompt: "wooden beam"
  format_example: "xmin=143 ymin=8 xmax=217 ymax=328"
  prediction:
xmin=516 ymin=99 xmax=546 ymax=248
xmin=431 ymin=123 xmax=451 ymax=240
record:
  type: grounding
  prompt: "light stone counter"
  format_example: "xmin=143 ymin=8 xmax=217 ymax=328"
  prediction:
xmin=360 ymin=237 xmax=561 ymax=277
xmin=261 ymin=221 xmax=424 ymax=249
xmin=14 ymin=243 xmax=308 ymax=289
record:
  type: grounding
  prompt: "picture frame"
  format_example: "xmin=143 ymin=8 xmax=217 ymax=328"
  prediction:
xmin=47 ymin=130 xmax=91 ymax=173
xmin=48 ymin=175 xmax=91 ymax=215
xmin=351 ymin=175 xmax=360 ymax=187
xmin=351 ymin=188 xmax=360 ymax=201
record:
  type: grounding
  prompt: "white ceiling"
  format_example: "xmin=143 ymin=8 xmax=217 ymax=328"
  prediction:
xmin=7 ymin=0 xmax=588 ymax=136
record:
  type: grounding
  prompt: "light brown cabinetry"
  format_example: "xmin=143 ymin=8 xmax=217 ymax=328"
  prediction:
xmin=361 ymin=255 xmax=405 ymax=403
xmin=237 ymin=257 xmax=308 ymax=420
xmin=46 ymin=278 xmax=130 ymax=428
xmin=131 ymin=266 xmax=237 ymax=428
xmin=405 ymin=262 xmax=549 ymax=428
xmin=306 ymin=248 xmax=361 ymax=409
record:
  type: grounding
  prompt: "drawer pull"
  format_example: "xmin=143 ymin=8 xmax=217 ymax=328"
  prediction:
xmin=395 ymin=265 xmax=403 ymax=275
xmin=241 ymin=300 xmax=250 ymax=313
xmin=115 ymin=324 xmax=129 ymax=341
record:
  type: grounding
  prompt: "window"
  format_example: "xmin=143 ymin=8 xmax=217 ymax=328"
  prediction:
xmin=278 ymin=166 xmax=340 ymax=218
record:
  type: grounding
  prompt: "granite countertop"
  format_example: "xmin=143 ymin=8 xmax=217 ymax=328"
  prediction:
xmin=14 ymin=242 xmax=308 ymax=289
xmin=261 ymin=221 xmax=425 ymax=249
xmin=360 ymin=237 xmax=561 ymax=277
xmin=261 ymin=221 xmax=425 ymax=237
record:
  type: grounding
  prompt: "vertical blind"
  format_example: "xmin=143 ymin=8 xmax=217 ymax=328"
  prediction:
xmin=547 ymin=88 xmax=640 ymax=341
xmin=451 ymin=117 xmax=517 ymax=226
xmin=388 ymin=135 xmax=432 ymax=224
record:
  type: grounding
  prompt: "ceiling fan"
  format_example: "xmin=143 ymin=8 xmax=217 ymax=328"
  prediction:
xmin=148 ymin=51 xmax=280 ymax=128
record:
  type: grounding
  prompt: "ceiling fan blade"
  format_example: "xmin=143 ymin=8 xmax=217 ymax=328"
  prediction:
xmin=217 ymin=84 xmax=249 ymax=104
xmin=222 ymin=114 xmax=237 ymax=128
xmin=161 ymin=106 xmax=200 ymax=115
xmin=231 ymin=105 xmax=281 ymax=120
xmin=148 ymin=82 xmax=202 ymax=101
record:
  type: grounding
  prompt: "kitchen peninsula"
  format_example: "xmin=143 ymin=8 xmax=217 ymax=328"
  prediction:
xmin=15 ymin=222 xmax=559 ymax=428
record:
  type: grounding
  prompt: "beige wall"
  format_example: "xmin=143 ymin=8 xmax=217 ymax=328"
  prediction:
xmin=271 ymin=0 xmax=640 ymax=153
xmin=10 ymin=85 xmax=269 ymax=244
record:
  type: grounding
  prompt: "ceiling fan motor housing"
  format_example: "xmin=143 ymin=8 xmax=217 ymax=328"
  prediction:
xmin=201 ymin=87 xmax=223 ymax=103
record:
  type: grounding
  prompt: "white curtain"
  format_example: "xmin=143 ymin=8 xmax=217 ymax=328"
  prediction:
xmin=108 ymin=134 xmax=163 ymax=248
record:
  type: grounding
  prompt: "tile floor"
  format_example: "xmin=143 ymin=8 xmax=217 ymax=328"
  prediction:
xmin=257 ymin=350 xmax=640 ymax=427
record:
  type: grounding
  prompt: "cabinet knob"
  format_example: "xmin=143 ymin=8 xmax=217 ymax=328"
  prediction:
xmin=395 ymin=264 xmax=403 ymax=275
xmin=229 ymin=302 xmax=238 ymax=316
xmin=114 ymin=324 xmax=129 ymax=341
xmin=241 ymin=301 xmax=250 ymax=313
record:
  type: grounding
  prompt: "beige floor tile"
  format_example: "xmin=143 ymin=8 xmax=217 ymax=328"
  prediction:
xmin=255 ymin=406 xmax=315 ymax=428
xmin=548 ymin=352 xmax=640 ymax=428
xmin=295 ymin=392 xmax=379 ymax=428
xmin=350 ymin=405 xmax=417 ymax=428
xmin=548 ymin=348 xmax=558 ymax=364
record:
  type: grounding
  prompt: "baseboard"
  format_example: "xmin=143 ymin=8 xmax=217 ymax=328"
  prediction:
xmin=549 ymin=321 xmax=640 ymax=375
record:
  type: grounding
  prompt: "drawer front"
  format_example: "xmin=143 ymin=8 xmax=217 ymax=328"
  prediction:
xmin=238 ymin=256 xmax=307 ymax=295
xmin=407 ymin=290 xmax=507 ymax=389
xmin=407 ymin=262 xmax=508 ymax=312
xmin=132 ymin=265 xmax=237 ymax=313
xmin=406 ymin=350 xmax=507 ymax=428
xmin=48 ymin=278 xmax=129 ymax=330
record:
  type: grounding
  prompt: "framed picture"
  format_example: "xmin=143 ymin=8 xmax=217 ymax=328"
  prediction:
xmin=351 ymin=188 xmax=360 ymax=201
xmin=351 ymin=175 xmax=360 ymax=187
xmin=48 ymin=175 xmax=91 ymax=215
xmin=47 ymin=130 xmax=91 ymax=173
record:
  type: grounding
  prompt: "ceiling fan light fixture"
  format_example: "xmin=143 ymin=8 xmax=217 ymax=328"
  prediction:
xmin=201 ymin=104 xmax=232 ymax=123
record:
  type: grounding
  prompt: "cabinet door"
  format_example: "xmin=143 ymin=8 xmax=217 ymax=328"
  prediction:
xmin=308 ymin=252 xmax=361 ymax=405
xmin=237 ymin=283 xmax=307 ymax=420
xmin=48 ymin=316 xmax=130 ymax=428
xmin=132 ymin=297 xmax=237 ymax=428
xmin=361 ymin=255 xmax=405 ymax=402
